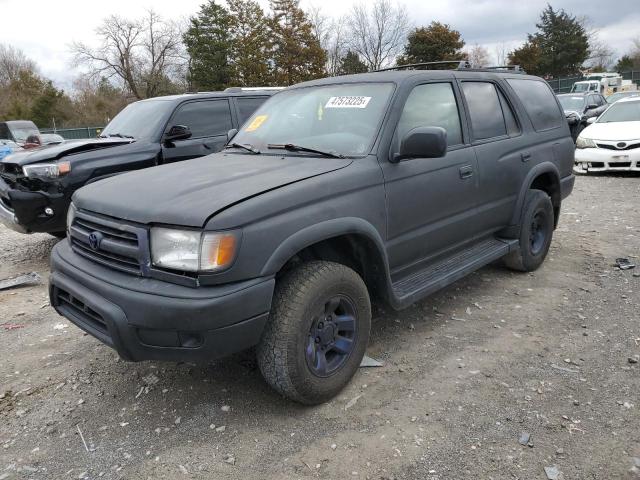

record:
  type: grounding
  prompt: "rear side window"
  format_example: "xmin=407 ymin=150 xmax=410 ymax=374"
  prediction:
xmin=172 ymin=100 xmax=233 ymax=138
xmin=397 ymin=83 xmax=463 ymax=146
xmin=461 ymin=82 xmax=507 ymax=140
xmin=507 ymin=79 xmax=564 ymax=131
xmin=237 ymin=97 xmax=268 ymax=123
xmin=497 ymin=88 xmax=520 ymax=136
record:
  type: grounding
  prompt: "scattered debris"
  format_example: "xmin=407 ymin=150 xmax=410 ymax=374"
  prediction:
xmin=221 ymin=405 xmax=231 ymax=412
xmin=215 ymin=426 xmax=226 ymax=433
xmin=345 ymin=394 xmax=363 ymax=411
xmin=615 ymin=258 xmax=635 ymax=270
xmin=0 ymin=272 xmax=41 ymax=291
xmin=360 ymin=356 xmax=384 ymax=368
xmin=142 ymin=374 xmax=160 ymax=386
xmin=2 ymin=323 xmax=24 ymax=331
xmin=518 ymin=432 xmax=531 ymax=446
xmin=53 ymin=323 xmax=68 ymax=330
xmin=551 ymin=364 xmax=579 ymax=374
xmin=76 ymin=425 xmax=89 ymax=453
xmin=223 ymin=454 xmax=235 ymax=465
xmin=544 ymin=465 xmax=562 ymax=480
xmin=628 ymin=355 xmax=639 ymax=364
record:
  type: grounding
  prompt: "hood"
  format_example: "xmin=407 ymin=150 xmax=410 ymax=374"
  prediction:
xmin=581 ymin=121 xmax=640 ymax=141
xmin=74 ymin=152 xmax=352 ymax=227
xmin=1 ymin=138 xmax=134 ymax=166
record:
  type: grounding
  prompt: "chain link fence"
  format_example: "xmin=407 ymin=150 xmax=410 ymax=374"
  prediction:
xmin=40 ymin=126 xmax=104 ymax=140
xmin=547 ymin=71 xmax=640 ymax=94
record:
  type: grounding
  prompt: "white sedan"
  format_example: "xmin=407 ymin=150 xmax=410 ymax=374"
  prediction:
xmin=574 ymin=96 xmax=640 ymax=173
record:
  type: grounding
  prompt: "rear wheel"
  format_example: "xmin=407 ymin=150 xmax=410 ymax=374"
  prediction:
xmin=504 ymin=189 xmax=554 ymax=272
xmin=257 ymin=261 xmax=371 ymax=404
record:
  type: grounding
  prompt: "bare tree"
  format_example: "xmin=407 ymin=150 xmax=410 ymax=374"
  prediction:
xmin=578 ymin=16 xmax=614 ymax=71
xmin=0 ymin=44 xmax=37 ymax=86
xmin=307 ymin=5 xmax=350 ymax=76
xmin=71 ymin=10 xmax=185 ymax=99
xmin=494 ymin=42 xmax=508 ymax=66
xmin=347 ymin=0 xmax=410 ymax=70
xmin=466 ymin=44 xmax=491 ymax=68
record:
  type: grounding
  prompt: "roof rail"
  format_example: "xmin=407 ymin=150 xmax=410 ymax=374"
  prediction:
xmin=483 ymin=65 xmax=524 ymax=72
xmin=375 ymin=60 xmax=470 ymax=72
xmin=224 ymin=87 xmax=286 ymax=93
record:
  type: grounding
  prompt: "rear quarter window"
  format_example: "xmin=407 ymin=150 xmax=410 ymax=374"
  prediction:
xmin=507 ymin=79 xmax=564 ymax=131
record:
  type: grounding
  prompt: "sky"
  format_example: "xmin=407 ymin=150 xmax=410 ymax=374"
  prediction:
xmin=0 ymin=0 xmax=638 ymax=90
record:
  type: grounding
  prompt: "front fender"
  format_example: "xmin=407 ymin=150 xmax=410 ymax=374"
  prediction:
xmin=260 ymin=217 xmax=389 ymax=278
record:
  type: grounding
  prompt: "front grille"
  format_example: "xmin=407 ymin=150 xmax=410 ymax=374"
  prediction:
xmin=597 ymin=143 xmax=640 ymax=151
xmin=70 ymin=211 xmax=145 ymax=275
xmin=54 ymin=287 xmax=111 ymax=343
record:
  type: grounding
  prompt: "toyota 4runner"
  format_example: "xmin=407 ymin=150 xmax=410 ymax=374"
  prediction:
xmin=49 ymin=65 xmax=575 ymax=404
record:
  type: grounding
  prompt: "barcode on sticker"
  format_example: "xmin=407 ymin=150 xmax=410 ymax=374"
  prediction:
xmin=325 ymin=96 xmax=372 ymax=109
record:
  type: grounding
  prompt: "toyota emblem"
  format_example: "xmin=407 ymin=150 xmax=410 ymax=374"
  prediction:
xmin=88 ymin=232 xmax=103 ymax=250
xmin=616 ymin=142 xmax=627 ymax=149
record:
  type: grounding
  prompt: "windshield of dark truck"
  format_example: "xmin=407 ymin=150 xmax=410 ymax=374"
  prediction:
xmin=232 ymin=83 xmax=395 ymax=156
xmin=101 ymin=99 xmax=173 ymax=140
xmin=558 ymin=96 xmax=585 ymax=112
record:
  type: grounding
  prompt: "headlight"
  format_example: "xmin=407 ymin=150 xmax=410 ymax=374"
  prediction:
xmin=150 ymin=228 xmax=239 ymax=272
xmin=66 ymin=203 xmax=76 ymax=233
xmin=22 ymin=161 xmax=71 ymax=179
xmin=576 ymin=137 xmax=597 ymax=149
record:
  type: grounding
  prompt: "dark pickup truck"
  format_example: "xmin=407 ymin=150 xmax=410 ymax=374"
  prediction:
xmin=50 ymin=65 xmax=575 ymax=404
xmin=0 ymin=89 xmax=277 ymax=235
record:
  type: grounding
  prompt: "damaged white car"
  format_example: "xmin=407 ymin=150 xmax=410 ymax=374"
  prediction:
xmin=575 ymin=97 xmax=640 ymax=174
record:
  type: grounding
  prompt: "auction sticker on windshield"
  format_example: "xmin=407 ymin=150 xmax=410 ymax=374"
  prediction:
xmin=325 ymin=96 xmax=372 ymax=109
xmin=246 ymin=115 xmax=268 ymax=132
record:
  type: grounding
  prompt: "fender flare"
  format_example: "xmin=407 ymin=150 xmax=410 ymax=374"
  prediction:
xmin=260 ymin=217 xmax=390 ymax=279
xmin=510 ymin=161 xmax=561 ymax=226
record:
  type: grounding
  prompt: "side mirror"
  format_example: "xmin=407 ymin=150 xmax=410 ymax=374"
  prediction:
xmin=164 ymin=125 xmax=192 ymax=142
xmin=586 ymin=117 xmax=597 ymax=124
xmin=587 ymin=103 xmax=598 ymax=110
xmin=227 ymin=128 xmax=238 ymax=142
xmin=393 ymin=127 xmax=447 ymax=163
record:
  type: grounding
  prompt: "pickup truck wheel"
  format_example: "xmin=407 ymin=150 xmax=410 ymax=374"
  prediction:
xmin=504 ymin=189 xmax=554 ymax=272
xmin=257 ymin=261 xmax=371 ymax=405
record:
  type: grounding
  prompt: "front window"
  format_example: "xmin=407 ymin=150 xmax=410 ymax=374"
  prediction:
xmin=9 ymin=125 xmax=39 ymax=143
xmin=101 ymin=99 xmax=174 ymax=140
xmin=231 ymin=83 xmax=395 ymax=157
xmin=596 ymin=101 xmax=640 ymax=123
xmin=558 ymin=96 xmax=586 ymax=112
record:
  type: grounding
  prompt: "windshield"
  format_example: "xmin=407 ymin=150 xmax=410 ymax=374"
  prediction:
xmin=101 ymin=99 xmax=173 ymax=140
xmin=572 ymin=83 xmax=596 ymax=93
xmin=10 ymin=126 xmax=39 ymax=143
xmin=231 ymin=83 xmax=395 ymax=157
xmin=596 ymin=101 xmax=640 ymax=123
xmin=558 ymin=96 xmax=585 ymax=112
xmin=607 ymin=92 xmax=639 ymax=104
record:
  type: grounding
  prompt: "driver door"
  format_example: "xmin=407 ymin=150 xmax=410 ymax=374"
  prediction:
xmin=161 ymin=99 xmax=234 ymax=164
xmin=380 ymin=81 xmax=481 ymax=275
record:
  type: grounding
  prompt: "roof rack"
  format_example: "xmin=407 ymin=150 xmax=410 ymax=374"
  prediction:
xmin=224 ymin=87 xmax=286 ymax=93
xmin=375 ymin=60 xmax=470 ymax=72
xmin=374 ymin=61 xmax=526 ymax=74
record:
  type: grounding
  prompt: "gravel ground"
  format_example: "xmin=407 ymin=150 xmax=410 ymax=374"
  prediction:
xmin=0 ymin=174 xmax=639 ymax=480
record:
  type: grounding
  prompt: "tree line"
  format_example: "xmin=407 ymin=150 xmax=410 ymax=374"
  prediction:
xmin=1 ymin=1 xmax=638 ymax=130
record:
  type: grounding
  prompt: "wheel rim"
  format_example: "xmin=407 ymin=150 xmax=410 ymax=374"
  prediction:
xmin=529 ymin=211 xmax=547 ymax=255
xmin=305 ymin=295 xmax=357 ymax=378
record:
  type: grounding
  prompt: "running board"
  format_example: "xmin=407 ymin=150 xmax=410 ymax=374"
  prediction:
xmin=391 ymin=238 xmax=518 ymax=308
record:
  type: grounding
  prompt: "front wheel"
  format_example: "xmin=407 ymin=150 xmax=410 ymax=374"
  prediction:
xmin=504 ymin=189 xmax=554 ymax=272
xmin=257 ymin=261 xmax=371 ymax=405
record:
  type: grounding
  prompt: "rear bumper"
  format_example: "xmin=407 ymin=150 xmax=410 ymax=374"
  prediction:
xmin=49 ymin=241 xmax=274 ymax=362
xmin=0 ymin=176 xmax=68 ymax=233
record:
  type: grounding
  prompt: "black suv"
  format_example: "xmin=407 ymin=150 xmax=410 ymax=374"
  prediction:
xmin=0 ymin=88 xmax=278 ymax=235
xmin=557 ymin=92 xmax=608 ymax=141
xmin=49 ymin=65 xmax=575 ymax=404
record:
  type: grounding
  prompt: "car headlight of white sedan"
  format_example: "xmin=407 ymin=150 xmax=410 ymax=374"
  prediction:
xmin=576 ymin=137 xmax=597 ymax=149
xmin=150 ymin=228 xmax=239 ymax=272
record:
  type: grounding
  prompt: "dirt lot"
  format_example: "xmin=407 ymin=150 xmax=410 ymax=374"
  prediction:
xmin=1 ymin=175 xmax=639 ymax=480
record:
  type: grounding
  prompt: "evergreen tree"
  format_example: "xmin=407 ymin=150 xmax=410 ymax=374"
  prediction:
xmin=398 ymin=22 xmax=465 ymax=66
xmin=183 ymin=1 xmax=232 ymax=91
xmin=227 ymin=0 xmax=272 ymax=87
xmin=268 ymin=0 xmax=326 ymax=85
xmin=615 ymin=55 xmax=636 ymax=73
xmin=529 ymin=5 xmax=588 ymax=77
xmin=508 ymin=40 xmax=543 ymax=75
xmin=337 ymin=51 xmax=368 ymax=76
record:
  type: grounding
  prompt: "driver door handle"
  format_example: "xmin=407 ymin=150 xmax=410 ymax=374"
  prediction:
xmin=459 ymin=165 xmax=474 ymax=179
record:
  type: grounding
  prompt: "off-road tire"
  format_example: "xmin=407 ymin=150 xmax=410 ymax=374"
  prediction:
xmin=257 ymin=261 xmax=371 ymax=405
xmin=504 ymin=189 xmax=554 ymax=272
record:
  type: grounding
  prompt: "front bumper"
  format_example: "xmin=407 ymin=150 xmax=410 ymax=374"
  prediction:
xmin=575 ymin=147 xmax=640 ymax=173
xmin=49 ymin=241 xmax=275 ymax=362
xmin=0 ymin=176 xmax=68 ymax=233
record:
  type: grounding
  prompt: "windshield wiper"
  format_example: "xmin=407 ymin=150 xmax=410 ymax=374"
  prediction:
xmin=267 ymin=143 xmax=345 ymax=159
xmin=224 ymin=142 xmax=261 ymax=154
